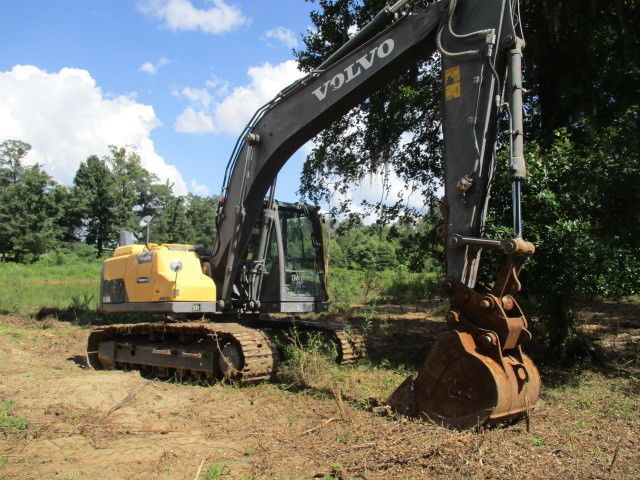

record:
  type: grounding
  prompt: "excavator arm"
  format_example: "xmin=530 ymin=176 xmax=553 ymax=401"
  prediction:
xmin=211 ymin=0 xmax=540 ymax=427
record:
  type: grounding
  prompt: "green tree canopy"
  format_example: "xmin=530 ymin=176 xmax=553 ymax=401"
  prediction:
xmin=72 ymin=146 xmax=179 ymax=254
xmin=0 ymin=140 xmax=221 ymax=262
xmin=295 ymin=0 xmax=640 ymax=211
xmin=0 ymin=139 xmax=31 ymax=186
xmin=73 ymin=155 xmax=117 ymax=254
xmin=0 ymin=140 xmax=65 ymax=262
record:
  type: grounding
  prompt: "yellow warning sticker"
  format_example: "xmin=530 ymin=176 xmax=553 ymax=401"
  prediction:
xmin=445 ymin=65 xmax=461 ymax=100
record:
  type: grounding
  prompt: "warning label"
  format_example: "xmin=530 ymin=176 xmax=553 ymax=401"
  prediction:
xmin=445 ymin=66 xmax=461 ymax=100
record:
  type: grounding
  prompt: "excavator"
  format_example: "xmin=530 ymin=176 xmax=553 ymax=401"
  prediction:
xmin=87 ymin=0 xmax=541 ymax=429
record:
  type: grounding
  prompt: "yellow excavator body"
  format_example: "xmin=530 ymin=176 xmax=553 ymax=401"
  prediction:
xmin=100 ymin=244 xmax=216 ymax=312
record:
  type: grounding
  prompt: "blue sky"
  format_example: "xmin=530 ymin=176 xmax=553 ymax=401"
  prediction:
xmin=1 ymin=0 xmax=317 ymax=200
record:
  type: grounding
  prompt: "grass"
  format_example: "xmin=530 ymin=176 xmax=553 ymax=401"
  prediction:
xmin=0 ymin=401 xmax=28 ymax=436
xmin=0 ymin=256 xmax=442 ymax=327
xmin=275 ymin=326 xmax=408 ymax=411
xmin=0 ymin=296 xmax=638 ymax=479
xmin=542 ymin=370 xmax=639 ymax=425
xmin=0 ymin=258 xmax=101 ymax=315
xmin=205 ymin=461 xmax=229 ymax=479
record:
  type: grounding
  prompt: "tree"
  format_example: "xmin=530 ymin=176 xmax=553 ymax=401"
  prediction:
xmin=329 ymin=219 xmax=402 ymax=270
xmin=296 ymin=0 xmax=640 ymax=203
xmin=0 ymin=140 xmax=64 ymax=262
xmin=295 ymin=0 xmax=442 ymax=215
xmin=73 ymin=146 xmax=172 ymax=254
xmin=107 ymin=145 xmax=162 ymax=232
xmin=520 ymin=0 xmax=640 ymax=144
xmin=0 ymin=139 xmax=31 ymax=186
xmin=73 ymin=155 xmax=116 ymax=254
xmin=151 ymin=196 xmax=193 ymax=244
xmin=53 ymin=184 xmax=85 ymax=243
xmin=185 ymin=194 xmax=218 ymax=247
xmin=484 ymin=110 xmax=640 ymax=351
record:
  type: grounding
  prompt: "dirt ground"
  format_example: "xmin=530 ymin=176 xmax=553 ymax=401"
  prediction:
xmin=0 ymin=308 xmax=638 ymax=480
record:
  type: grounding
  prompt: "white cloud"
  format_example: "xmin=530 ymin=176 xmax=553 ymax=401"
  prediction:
xmin=180 ymin=87 xmax=213 ymax=109
xmin=204 ymin=75 xmax=230 ymax=97
xmin=354 ymin=169 xmax=426 ymax=211
xmin=174 ymin=60 xmax=304 ymax=136
xmin=213 ymin=60 xmax=303 ymax=134
xmin=139 ymin=57 xmax=170 ymax=75
xmin=0 ymin=64 xmax=188 ymax=194
xmin=190 ymin=179 xmax=210 ymax=196
xmin=319 ymin=166 xmax=428 ymax=224
xmin=140 ymin=0 xmax=249 ymax=35
xmin=264 ymin=26 xmax=298 ymax=49
xmin=174 ymin=107 xmax=216 ymax=133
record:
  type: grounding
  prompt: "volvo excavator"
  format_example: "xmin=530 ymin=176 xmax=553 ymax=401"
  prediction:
xmin=87 ymin=0 xmax=541 ymax=429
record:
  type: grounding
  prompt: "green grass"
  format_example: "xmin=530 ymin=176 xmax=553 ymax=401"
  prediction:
xmin=0 ymin=254 xmax=441 ymax=317
xmin=0 ymin=259 xmax=102 ymax=314
xmin=275 ymin=327 xmax=408 ymax=410
xmin=205 ymin=462 xmax=229 ymax=479
xmin=0 ymin=401 xmax=28 ymax=435
xmin=543 ymin=371 xmax=639 ymax=426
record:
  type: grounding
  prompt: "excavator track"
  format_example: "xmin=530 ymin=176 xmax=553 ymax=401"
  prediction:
xmin=332 ymin=327 xmax=366 ymax=364
xmin=87 ymin=322 xmax=278 ymax=384
xmin=87 ymin=318 xmax=366 ymax=385
xmin=254 ymin=314 xmax=366 ymax=365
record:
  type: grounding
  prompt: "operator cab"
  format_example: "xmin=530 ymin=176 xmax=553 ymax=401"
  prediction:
xmin=245 ymin=202 xmax=329 ymax=313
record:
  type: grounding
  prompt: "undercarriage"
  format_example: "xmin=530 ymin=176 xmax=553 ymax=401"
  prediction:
xmin=87 ymin=315 xmax=366 ymax=384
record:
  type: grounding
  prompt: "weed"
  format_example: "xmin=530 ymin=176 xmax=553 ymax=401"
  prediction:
xmin=0 ymin=324 xmax=24 ymax=340
xmin=68 ymin=293 xmax=96 ymax=319
xmin=205 ymin=461 xmax=229 ymax=480
xmin=358 ymin=303 xmax=378 ymax=336
xmin=0 ymin=401 xmax=28 ymax=435
xmin=0 ymin=457 xmax=6 ymax=468
xmin=531 ymin=437 xmax=545 ymax=447
xmin=322 ymin=463 xmax=346 ymax=480
xmin=277 ymin=327 xmax=336 ymax=387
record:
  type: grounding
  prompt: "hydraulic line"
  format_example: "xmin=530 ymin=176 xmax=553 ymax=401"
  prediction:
xmin=437 ymin=0 xmax=496 ymax=58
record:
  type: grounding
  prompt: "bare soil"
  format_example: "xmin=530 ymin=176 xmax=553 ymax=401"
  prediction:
xmin=0 ymin=308 xmax=638 ymax=480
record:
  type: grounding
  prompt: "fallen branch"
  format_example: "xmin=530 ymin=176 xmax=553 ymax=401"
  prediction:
xmin=302 ymin=417 xmax=340 ymax=435
xmin=193 ymin=455 xmax=208 ymax=480
xmin=105 ymin=385 xmax=146 ymax=417
xmin=608 ymin=438 xmax=623 ymax=474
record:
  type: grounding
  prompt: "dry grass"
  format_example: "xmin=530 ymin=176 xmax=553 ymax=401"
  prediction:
xmin=0 ymin=307 xmax=638 ymax=479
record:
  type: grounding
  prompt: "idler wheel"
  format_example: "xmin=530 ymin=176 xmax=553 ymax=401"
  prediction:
xmin=217 ymin=340 xmax=244 ymax=380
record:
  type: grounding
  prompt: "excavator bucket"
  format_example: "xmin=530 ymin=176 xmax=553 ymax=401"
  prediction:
xmin=388 ymin=277 xmax=541 ymax=429
xmin=388 ymin=328 xmax=540 ymax=429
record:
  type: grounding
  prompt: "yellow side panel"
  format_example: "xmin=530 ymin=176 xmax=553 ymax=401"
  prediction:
xmin=103 ymin=255 xmax=127 ymax=281
xmin=113 ymin=244 xmax=146 ymax=257
xmin=107 ymin=246 xmax=216 ymax=303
